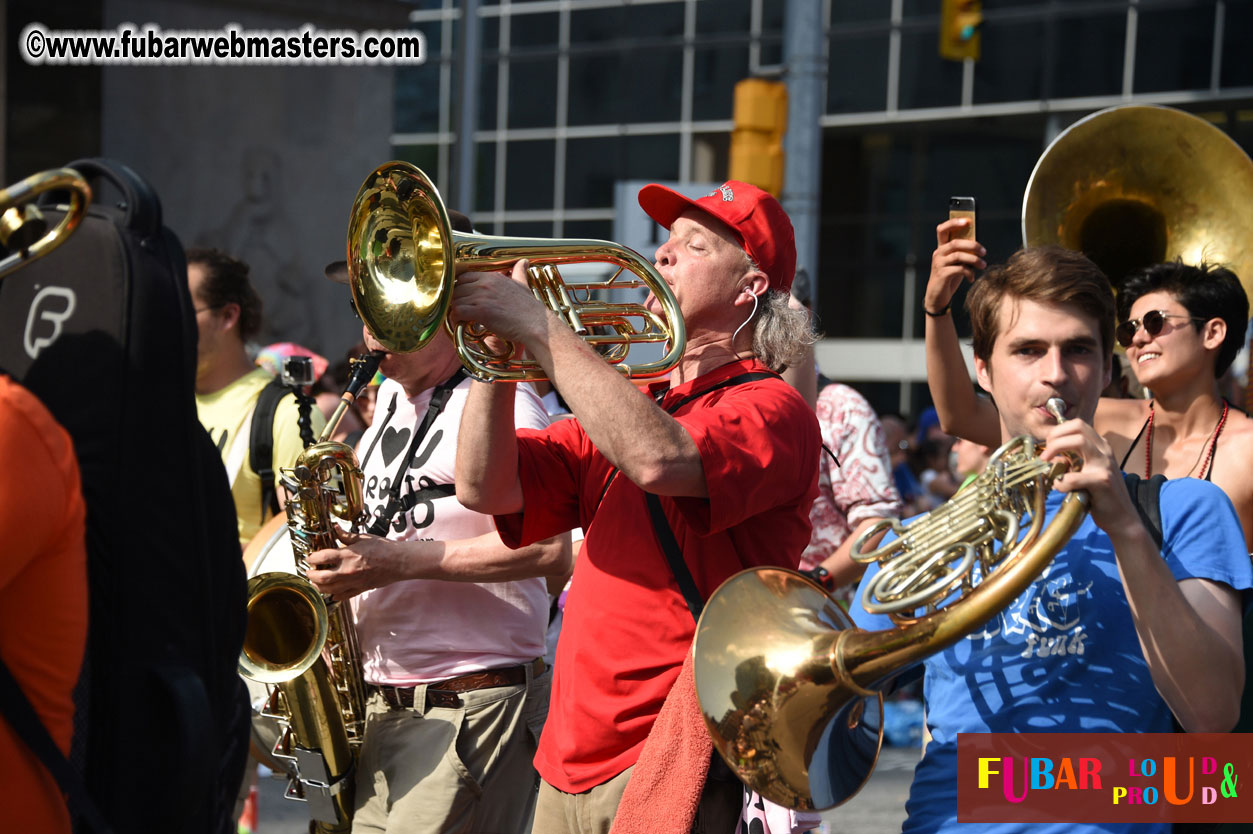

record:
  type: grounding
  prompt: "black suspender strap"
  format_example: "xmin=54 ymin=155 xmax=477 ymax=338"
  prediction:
xmin=0 ymin=658 xmax=114 ymax=833
xmin=367 ymin=369 xmax=466 ymax=536
xmin=656 ymin=371 xmax=779 ymax=416
xmin=359 ymin=390 xmax=399 ymax=470
xmin=646 ymin=492 xmax=705 ymax=622
xmin=642 ymin=369 xmax=782 ymax=623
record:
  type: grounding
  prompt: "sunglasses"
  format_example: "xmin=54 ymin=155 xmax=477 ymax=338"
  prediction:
xmin=1115 ymin=310 xmax=1207 ymax=348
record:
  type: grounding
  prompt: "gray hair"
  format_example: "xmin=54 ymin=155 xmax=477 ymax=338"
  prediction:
xmin=752 ymin=289 xmax=819 ymax=372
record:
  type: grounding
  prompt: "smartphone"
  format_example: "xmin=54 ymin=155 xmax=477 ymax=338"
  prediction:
xmin=949 ymin=196 xmax=977 ymax=240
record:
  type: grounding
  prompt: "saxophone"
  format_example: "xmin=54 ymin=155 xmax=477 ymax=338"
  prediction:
xmin=238 ymin=353 xmax=381 ymax=833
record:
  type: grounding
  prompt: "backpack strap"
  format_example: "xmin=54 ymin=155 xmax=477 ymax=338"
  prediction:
xmin=1123 ymin=472 xmax=1166 ymax=549
xmin=0 ymin=657 xmax=114 ymax=833
xmin=249 ymin=378 xmax=291 ymax=523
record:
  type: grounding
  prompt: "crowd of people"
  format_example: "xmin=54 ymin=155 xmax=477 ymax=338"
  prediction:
xmin=7 ymin=173 xmax=1251 ymax=834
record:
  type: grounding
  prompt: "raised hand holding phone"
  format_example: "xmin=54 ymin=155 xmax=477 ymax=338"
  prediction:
xmin=927 ymin=197 xmax=986 ymax=316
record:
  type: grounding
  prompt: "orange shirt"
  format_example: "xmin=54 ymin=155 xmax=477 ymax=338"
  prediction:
xmin=0 ymin=375 xmax=88 ymax=834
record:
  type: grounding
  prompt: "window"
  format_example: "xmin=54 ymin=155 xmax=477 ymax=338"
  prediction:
xmin=973 ymin=19 xmax=1047 ymax=103
xmin=394 ymin=145 xmax=441 ymax=182
xmin=508 ymin=57 xmax=559 ymax=129
xmin=474 ymin=142 xmax=496 ymax=215
xmin=1048 ymin=12 xmax=1125 ymax=99
xmin=505 ymin=140 xmax=556 ymax=211
xmin=697 ymin=0 xmax=751 ymax=34
xmin=395 ymin=66 xmax=442 ymax=133
xmin=565 ymin=135 xmax=680 ymax=209
xmin=899 ymin=26 xmax=964 ymax=110
xmin=1220 ymin=0 xmax=1253 ymax=88
xmin=1135 ymin=4 xmax=1216 ymax=93
xmin=510 ymin=12 xmax=559 ymax=49
xmin=693 ymin=46 xmax=751 ymax=121
xmin=828 ymin=32 xmax=890 ymax=113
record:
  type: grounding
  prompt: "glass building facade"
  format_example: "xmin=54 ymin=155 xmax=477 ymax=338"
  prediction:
xmin=394 ymin=0 xmax=1253 ymax=415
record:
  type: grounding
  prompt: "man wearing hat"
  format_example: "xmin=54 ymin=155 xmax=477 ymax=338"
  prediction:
xmin=451 ymin=182 xmax=821 ymax=832
xmin=306 ymin=209 xmax=571 ymax=834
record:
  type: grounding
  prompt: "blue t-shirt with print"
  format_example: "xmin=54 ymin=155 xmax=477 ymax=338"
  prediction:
xmin=850 ymin=476 xmax=1253 ymax=834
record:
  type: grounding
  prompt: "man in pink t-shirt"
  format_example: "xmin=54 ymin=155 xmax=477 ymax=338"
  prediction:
xmin=451 ymin=183 xmax=822 ymax=833
xmin=305 ymin=210 xmax=571 ymax=834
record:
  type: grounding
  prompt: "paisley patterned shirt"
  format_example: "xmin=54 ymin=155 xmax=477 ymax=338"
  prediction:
xmin=800 ymin=383 xmax=903 ymax=605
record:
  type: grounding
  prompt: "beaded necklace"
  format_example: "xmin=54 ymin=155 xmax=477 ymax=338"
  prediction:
xmin=1144 ymin=399 xmax=1230 ymax=480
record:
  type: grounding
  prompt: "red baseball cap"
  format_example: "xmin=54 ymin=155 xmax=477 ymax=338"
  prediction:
xmin=637 ymin=181 xmax=796 ymax=293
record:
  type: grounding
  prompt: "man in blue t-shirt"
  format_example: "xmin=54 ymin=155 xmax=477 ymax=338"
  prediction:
xmin=852 ymin=246 xmax=1252 ymax=834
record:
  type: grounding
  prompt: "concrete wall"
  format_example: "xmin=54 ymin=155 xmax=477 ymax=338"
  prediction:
xmin=102 ymin=0 xmax=409 ymax=362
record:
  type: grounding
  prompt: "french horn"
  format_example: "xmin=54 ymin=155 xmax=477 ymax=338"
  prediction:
xmin=693 ymin=401 xmax=1087 ymax=811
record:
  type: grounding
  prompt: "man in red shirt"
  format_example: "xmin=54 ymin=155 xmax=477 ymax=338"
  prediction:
xmin=452 ymin=182 xmax=821 ymax=832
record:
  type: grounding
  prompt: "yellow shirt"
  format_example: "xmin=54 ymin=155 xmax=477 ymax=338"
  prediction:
xmin=196 ymin=367 xmax=326 ymax=547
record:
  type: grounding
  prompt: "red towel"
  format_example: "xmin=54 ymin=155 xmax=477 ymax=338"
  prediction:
xmin=609 ymin=649 xmax=713 ymax=834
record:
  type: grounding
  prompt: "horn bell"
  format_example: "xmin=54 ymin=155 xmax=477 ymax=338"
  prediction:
xmin=1023 ymin=104 xmax=1253 ymax=292
xmin=345 ymin=160 xmax=686 ymax=381
xmin=693 ymin=568 xmax=884 ymax=812
xmin=347 ymin=162 xmax=454 ymax=354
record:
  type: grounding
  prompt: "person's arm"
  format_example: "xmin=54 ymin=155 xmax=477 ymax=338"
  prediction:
xmin=816 ymin=396 xmax=903 ymax=587
xmin=453 ymin=262 xmax=706 ymax=499
xmin=924 ymin=218 xmax=1000 ymax=447
xmin=456 ymin=380 xmax=524 ymax=515
xmin=304 ymin=530 xmax=572 ymax=600
xmin=1047 ymin=420 xmax=1244 ymax=732
xmin=819 ymin=516 xmax=890 ymax=587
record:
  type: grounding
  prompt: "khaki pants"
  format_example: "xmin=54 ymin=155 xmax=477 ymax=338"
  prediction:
xmin=530 ymin=766 xmax=741 ymax=834
xmin=352 ymin=665 xmax=550 ymax=834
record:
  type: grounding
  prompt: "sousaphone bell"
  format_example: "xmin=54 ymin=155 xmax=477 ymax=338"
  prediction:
xmin=1023 ymin=104 xmax=1253 ymax=291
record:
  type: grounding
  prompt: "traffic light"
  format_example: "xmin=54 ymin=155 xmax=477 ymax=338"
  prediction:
xmin=729 ymin=79 xmax=787 ymax=198
xmin=940 ymin=0 xmax=982 ymax=62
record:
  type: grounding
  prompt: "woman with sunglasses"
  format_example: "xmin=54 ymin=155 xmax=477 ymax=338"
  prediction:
xmin=923 ymin=217 xmax=1253 ymax=550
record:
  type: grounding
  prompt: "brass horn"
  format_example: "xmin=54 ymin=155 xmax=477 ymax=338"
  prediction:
xmin=693 ymin=402 xmax=1089 ymax=811
xmin=1023 ymin=104 xmax=1253 ymax=293
xmin=346 ymin=161 xmax=686 ymax=382
xmin=0 ymin=168 xmax=92 ymax=279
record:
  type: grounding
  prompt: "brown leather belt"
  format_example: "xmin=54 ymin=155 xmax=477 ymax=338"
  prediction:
xmin=371 ymin=658 xmax=545 ymax=710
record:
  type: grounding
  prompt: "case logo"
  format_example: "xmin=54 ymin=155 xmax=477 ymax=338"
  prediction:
xmin=24 ymin=285 xmax=77 ymax=359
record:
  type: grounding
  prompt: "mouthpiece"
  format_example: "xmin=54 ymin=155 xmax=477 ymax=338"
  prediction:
xmin=1046 ymin=397 xmax=1067 ymax=424
xmin=317 ymin=352 xmax=384 ymax=444
xmin=345 ymin=352 xmax=384 ymax=399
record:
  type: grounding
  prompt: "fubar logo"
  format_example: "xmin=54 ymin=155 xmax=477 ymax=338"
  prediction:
xmin=24 ymin=285 xmax=76 ymax=359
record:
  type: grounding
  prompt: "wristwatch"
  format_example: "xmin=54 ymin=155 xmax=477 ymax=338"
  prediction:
xmin=805 ymin=566 xmax=835 ymax=592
